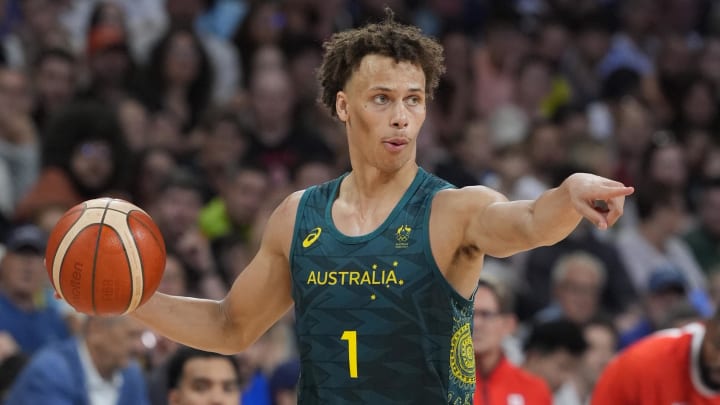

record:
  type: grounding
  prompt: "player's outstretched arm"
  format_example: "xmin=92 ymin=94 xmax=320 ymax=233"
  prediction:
xmin=131 ymin=192 xmax=301 ymax=354
xmin=461 ymin=173 xmax=633 ymax=258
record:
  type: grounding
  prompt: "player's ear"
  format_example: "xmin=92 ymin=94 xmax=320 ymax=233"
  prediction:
xmin=336 ymin=91 xmax=349 ymax=122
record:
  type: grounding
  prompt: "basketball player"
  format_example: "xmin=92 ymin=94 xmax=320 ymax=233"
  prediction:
xmin=167 ymin=346 xmax=241 ymax=405
xmin=591 ymin=309 xmax=720 ymax=404
xmin=132 ymin=14 xmax=633 ymax=404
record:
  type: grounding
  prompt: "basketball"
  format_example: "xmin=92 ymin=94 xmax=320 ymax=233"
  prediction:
xmin=45 ymin=198 xmax=166 ymax=315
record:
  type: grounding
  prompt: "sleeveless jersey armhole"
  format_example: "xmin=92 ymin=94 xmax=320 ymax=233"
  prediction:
xmin=289 ymin=187 xmax=315 ymax=276
xmin=421 ymin=185 xmax=474 ymax=305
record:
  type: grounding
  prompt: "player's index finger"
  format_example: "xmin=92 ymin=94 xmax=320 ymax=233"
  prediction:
xmin=595 ymin=185 xmax=634 ymax=198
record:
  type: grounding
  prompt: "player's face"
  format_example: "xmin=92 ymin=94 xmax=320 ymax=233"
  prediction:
xmin=701 ymin=322 xmax=720 ymax=385
xmin=169 ymin=357 xmax=241 ymax=405
xmin=336 ymin=54 xmax=426 ymax=172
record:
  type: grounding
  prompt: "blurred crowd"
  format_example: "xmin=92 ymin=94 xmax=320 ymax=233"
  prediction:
xmin=1 ymin=0 xmax=720 ymax=404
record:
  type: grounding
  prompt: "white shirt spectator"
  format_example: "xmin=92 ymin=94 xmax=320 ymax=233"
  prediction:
xmin=78 ymin=340 xmax=123 ymax=405
xmin=616 ymin=226 xmax=707 ymax=294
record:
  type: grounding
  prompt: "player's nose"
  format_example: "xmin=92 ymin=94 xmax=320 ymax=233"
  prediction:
xmin=390 ymin=103 xmax=409 ymax=129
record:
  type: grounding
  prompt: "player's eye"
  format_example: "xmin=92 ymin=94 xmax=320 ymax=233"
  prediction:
xmin=406 ymin=96 xmax=422 ymax=106
xmin=373 ymin=94 xmax=389 ymax=104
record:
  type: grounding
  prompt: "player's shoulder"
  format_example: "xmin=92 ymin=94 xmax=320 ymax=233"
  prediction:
xmin=434 ymin=185 xmax=508 ymax=212
xmin=268 ymin=189 xmax=304 ymax=217
xmin=621 ymin=324 xmax=697 ymax=365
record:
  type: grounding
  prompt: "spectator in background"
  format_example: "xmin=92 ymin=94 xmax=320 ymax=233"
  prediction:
xmin=128 ymin=147 xmax=178 ymax=210
xmin=232 ymin=1 xmax=283 ymax=84
xmin=562 ymin=12 xmax=612 ymax=106
xmin=2 ymin=0 xmax=70 ymax=69
xmin=0 ymin=345 xmax=27 ymax=403
xmin=199 ymin=163 xmax=269 ymax=243
xmin=428 ymin=28 xmax=473 ymax=144
xmin=14 ymin=102 xmax=131 ymax=222
xmin=512 ymin=56 xmax=556 ymax=122
xmin=167 ymin=346 xmax=241 ymax=405
xmin=597 ymin=0 xmax=657 ymax=79
xmin=513 ymin=121 xmax=566 ymax=200
xmin=0 ymin=224 xmax=68 ymax=355
xmin=685 ymin=178 xmax=720 ymax=273
xmin=30 ymin=47 xmax=77 ymax=131
xmin=243 ymin=67 xmax=331 ymax=188
xmin=192 ymin=108 xmax=250 ymax=200
xmin=199 ymin=163 xmax=270 ymax=285
xmin=473 ymin=278 xmax=552 ymax=405
xmin=535 ymin=251 xmax=607 ymax=325
xmin=592 ymin=308 xmax=720 ymax=404
xmin=148 ymin=169 xmax=224 ymax=299
xmin=518 ymin=216 xmax=636 ymax=322
xmin=80 ymin=24 xmax=136 ymax=107
xmin=124 ymin=0 xmax=238 ymax=105
xmin=616 ymin=181 xmax=707 ymax=295
xmin=117 ymin=97 xmax=151 ymax=152
xmin=6 ymin=315 xmax=149 ymax=405
xmin=555 ymin=316 xmax=618 ymax=405
xmin=434 ymin=119 xmax=496 ymax=188
xmin=699 ymin=36 xmax=720 ymax=97
xmin=619 ymin=266 xmax=693 ymax=348
xmin=269 ymin=359 xmax=300 ymax=405
xmin=0 ymin=67 xmax=39 ymax=218
xmin=135 ymin=25 xmax=214 ymax=143
xmin=146 ymin=255 xmax=191 ymax=405
xmin=471 ymin=8 xmax=528 ymax=118
xmin=523 ymin=319 xmax=588 ymax=393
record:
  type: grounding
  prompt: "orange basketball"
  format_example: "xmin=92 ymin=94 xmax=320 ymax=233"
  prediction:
xmin=45 ymin=198 xmax=166 ymax=315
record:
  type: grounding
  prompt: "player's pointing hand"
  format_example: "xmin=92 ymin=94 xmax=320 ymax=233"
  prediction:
xmin=564 ymin=173 xmax=634 ymax=230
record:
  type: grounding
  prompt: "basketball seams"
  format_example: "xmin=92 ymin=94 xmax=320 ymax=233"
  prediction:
xmin=128 ymin=211 xmax=166 ymax=255
xmin=90 ymin=199 xmax=115 ymax=314
xmin=98 ymin=225 xmax=134 ymax=314
xmin=127 ymin=211 xmax=166 ymax=306
xmin=53 ymin=209 xmax=108 ymax=303
xmin=105 ymin=202 xmax=145 ymax=313
xmin=53 ymin=207 xmax=87 ymax=300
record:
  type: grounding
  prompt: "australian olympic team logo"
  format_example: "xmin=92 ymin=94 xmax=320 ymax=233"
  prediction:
xmin=395 ymin=225 xmax=412 ymax=248
xmin=450 ymin=323 xmax=475 ymax=386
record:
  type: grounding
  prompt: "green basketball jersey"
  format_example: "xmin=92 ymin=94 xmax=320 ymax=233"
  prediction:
xmin=289 ymin=168 xmax=476 ymax=404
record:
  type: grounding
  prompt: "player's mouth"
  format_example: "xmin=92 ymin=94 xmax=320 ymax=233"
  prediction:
xmin=383 ymin=138 xmax=409 ymax=152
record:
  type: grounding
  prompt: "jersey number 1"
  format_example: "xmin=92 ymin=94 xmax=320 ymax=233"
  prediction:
xmin=341 ymin=330 xmax=358 ymax=378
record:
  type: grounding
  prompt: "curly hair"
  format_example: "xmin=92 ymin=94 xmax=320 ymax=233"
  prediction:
xmin=317 ymin=12 xmax=445 ymax=117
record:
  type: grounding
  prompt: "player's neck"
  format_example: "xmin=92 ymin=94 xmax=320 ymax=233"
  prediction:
xmin=344 ymin=162 xmax=418 ymax=202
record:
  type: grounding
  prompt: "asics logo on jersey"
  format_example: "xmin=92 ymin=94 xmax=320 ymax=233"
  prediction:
xmin=303 ymin=227 xmax=322 ymax=248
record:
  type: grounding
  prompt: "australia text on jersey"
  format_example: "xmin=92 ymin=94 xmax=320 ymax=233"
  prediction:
xmin=306 ymin=262 xmax=405 ymax=286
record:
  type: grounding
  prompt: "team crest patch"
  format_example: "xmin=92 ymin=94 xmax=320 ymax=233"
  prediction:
xmin=395 ymin=225 xmax=411 ymax=248
xmin=450 ymin=323 xmax=475 ymax=385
